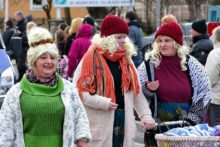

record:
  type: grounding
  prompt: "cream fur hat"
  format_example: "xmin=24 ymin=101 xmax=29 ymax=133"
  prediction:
xmin=27 ymin=27 xmax=59 ymax=68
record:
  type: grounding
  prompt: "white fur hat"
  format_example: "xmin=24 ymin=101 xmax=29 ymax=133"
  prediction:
xmin=27 ymin=27 xmax=59 ymax=68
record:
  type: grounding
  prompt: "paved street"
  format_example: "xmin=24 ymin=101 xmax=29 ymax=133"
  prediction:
xmin=134 ymin=142 xmax=145 ymax=147
xmin=134 ymin=121 xmax=145 ymax=147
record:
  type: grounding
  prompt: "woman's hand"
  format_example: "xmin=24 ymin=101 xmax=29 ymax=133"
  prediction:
xmin=108 ymin=102 xmax=118 ymax=110
xmin=141 ymin=118 xmax=156 ymax=130
xmin=76 ymin=139 xmax=88 ymax=147
xmin=146 ymin=80 xmax=159 ymax=91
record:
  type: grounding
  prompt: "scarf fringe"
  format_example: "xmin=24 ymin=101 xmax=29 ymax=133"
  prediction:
xmin=77 ymin=44 xmax=140 ymax=102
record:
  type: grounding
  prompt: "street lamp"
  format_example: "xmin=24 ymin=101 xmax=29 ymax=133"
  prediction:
xmin=4 ymin=0 xmax=9 ymax=22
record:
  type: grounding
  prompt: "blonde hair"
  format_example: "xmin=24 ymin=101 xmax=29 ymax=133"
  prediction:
xmin=212 ymin=26 xmax=220 ymax=46
xmin=26 ymin=21 xmax=37 ymax=31
xmin=161 ymin=14 xmax=178 ymax=25
xmin=69 ymin=17 xmax=83 ymax=34
xmin=150 ymin=37 xmax=189 ymax=71
xmin=92 ymin=34 xmax=136 ymax=57
xmin=27 ymin=27 xmax=59 ymax=68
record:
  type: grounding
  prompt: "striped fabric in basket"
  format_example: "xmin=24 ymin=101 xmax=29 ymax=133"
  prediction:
xmin=155 ymin=134 xmax=220 ymax=147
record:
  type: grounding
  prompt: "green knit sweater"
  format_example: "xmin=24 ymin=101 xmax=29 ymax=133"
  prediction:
xmin=20 ymin=75 xmax=64 ymax=147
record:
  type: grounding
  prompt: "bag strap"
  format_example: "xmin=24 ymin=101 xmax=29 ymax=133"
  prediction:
xmin=144 ymin=59 xmax=152 ymax=82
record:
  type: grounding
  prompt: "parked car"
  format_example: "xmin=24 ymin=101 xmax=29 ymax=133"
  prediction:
xmin=0 ymin=35 xmax=15 ymax=108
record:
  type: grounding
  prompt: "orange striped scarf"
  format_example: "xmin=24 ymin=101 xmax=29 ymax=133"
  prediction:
xmin=77 ymin=44 xmax=140 ymax=102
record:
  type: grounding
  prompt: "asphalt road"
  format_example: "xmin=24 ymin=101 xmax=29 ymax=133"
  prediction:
xmin=134 ymin=121 xmax=145 ymax=147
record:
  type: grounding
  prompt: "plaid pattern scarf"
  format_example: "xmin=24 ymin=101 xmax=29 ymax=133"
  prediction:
xmin=26 ymin=69 xmax=57 ymax=86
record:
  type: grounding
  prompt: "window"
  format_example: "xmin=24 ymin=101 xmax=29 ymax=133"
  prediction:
xmin=211 ymin=11 xmax=217 ymax=22
xmin=30 ymin=0 xmax=47 ymax=10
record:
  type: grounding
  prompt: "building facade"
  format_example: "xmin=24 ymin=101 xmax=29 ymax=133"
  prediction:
xmin=0 ymin=0 xmax=88 ymax=30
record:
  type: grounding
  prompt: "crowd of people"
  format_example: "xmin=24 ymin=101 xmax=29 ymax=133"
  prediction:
xmin=0 ymin=10 xmax=220 ymax=147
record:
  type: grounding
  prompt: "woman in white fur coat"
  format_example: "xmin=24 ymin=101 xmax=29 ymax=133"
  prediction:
xmin=73 ymin=15 xmax=155 ymax=147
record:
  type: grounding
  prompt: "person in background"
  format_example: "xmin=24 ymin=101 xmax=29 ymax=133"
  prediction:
xmin=26 ymin=21 xmax=37 ymax=37
xmin=83 ymin=16 xmax=94 ymax=27
xmin=83 ymin=15 xmax=98 ymax=35
xmin=55 ymin=29 xmax=68 ymax=79
xmin=2 ymin=20 xmax=19 ymax=80
xmin=65 ymin=17 xmax=83 ymax=55
xmin=0 ymin=27 xmax=91 ymax=147
xmin=13 ymin=11 xmax=29 ymax=81
xmin=58 ymin=54 xmax=69 ymax=80
xmin=125 ymin=11 xmax=144 ymax=68
xmin=73 ymin=15 xmax=155 ymax=147
xmin=67 ymin=24 xmax=93 ymax=79
xmin=205 ymin=26 xmax=220 ymax=126
xmin=26 ymin=14 xmax=33 ymax=23
xmin=190 ymin=19 xmax=213 ymax=65
xmin=54 ymin=29 xmax=66 ymax=57
xmin=58 ymin=22 xmax=68 ymax=31
xmin=15 ymin=11 xmax=26 ymax=33
xmin=64 ymin=26 xmax=70 ymax=40
xmin=138 ymin=22 xmax=211 ymax=142
xmin=2 ymin=19 xmax=14 ymax=53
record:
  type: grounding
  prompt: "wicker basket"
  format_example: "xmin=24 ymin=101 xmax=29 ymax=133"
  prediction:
xmin=155 ymin=134 xmax=220 ymax=147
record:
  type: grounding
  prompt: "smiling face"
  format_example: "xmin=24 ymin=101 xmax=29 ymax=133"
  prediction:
xmin=33 ymin=52 xmax=57 ymax=79
xmin=156 ymin=35 xmax=177 ymax=56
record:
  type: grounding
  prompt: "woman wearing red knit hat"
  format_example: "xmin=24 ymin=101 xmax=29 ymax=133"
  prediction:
xmin=138 ymin=22 xmax=211 ymax=146
xmin=73 ymin=15 xmax=155 ymax=147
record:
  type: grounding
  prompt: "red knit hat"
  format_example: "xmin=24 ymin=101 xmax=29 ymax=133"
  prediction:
xmin=155 ymin=22 xmax=183 ymax=45
xmin=100 ymin=15 xmax=129 ymax=37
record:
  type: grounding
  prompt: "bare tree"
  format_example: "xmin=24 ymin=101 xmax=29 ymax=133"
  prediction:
xmin=135 ymin=0 xmax=156 ymax=34
xmin=210 ymin=0 xmax=220 ymax=4
xmin=185 ymin=0 xmax=209 ymax=21
xmin=136 ymin=0 xmax=183 ymax=33
xmin=43 ymin=0 xmax=52 ymax=20
xmin=161 ymin=0 xmax=183 ymax=15
xmin=42 ymin=0 xmax=52 ymax=28
xmin=87 ymin=7 xmax=117 ymax=19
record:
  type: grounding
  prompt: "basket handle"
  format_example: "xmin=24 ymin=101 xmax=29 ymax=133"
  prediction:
xmin=156 ymin=120 xmax=192 ymax=133
xmin=158 ymin=122 xmax=170 ymax=133
xmin=183 ymin=119 xmax=192 ymax=126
